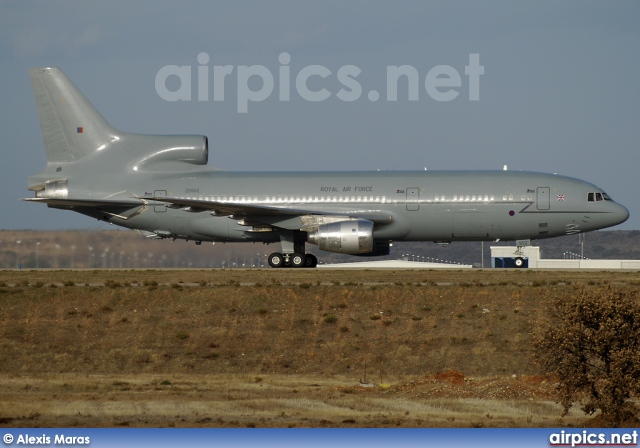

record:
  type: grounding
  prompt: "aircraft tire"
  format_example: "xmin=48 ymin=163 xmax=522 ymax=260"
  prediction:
xmin=305 ymin=254 xmax=318 ymax=268
xmin=513 ymin=257 xmax=525 ymax=268
xmin=268 ymin=252 xmax=284 ymax=268
xmin=290 ymin=253 xmax=306 ymax=268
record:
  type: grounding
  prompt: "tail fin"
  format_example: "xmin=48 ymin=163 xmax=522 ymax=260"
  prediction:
xmin=28 ymin=67 xmax=209 ymax=196
xmin=29 ymin=67 xmax=121 ymax=162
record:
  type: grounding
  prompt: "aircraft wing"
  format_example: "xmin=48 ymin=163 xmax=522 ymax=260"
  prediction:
xmin=22 ymin=197 xmax=145 ymax=208
xmin=145 ymin=196 xmax=394 ymax=226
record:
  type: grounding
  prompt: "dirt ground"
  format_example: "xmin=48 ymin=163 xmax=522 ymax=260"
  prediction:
xmin=0 ymin=372 xmax=590 ymax=428
xmin=2 ymin=268 xmax=639 ymax=427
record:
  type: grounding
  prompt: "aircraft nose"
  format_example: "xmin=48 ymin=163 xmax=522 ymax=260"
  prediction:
xmin=612 ymin=203 xmax=630 ymax=226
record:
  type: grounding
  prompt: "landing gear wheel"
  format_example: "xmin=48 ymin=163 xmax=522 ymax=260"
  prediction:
xmin=268 ymin=252 xmax=284 ymax=268
xmin=305 ymin=254 xmax=318 ymax=268
xmin=290 ymin=253 xmax=306 ymax=268
xmin=514 ymin=257 xmax=525 ymax=268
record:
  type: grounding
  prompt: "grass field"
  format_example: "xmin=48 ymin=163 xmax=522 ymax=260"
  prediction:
xmin=1 ymin=268 xmax=639 ymax=427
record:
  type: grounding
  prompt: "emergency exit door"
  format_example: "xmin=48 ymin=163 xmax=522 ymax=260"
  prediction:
xmin=154 ymin=190 xmax=167 ymax=212
xmin=406 ymin=188 xmax=419 ymax=211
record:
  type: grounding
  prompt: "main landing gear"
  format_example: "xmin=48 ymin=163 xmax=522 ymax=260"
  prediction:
xmin=268 ymin=230 xmax=318 ymax=268
xmin=268 ymin=252 xmax=318 ymax=268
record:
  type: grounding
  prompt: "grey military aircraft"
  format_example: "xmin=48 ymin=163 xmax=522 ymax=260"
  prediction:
xmin=24 ymin=67 xmax=629 ymax=268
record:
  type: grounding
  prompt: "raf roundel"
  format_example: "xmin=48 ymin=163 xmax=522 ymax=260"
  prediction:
xmin=509 ymin=210 xmax=515 ymax=216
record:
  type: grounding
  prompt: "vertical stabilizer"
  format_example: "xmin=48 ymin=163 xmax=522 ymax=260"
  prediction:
xmin=29 ymin=67 xmax=121 ymax=162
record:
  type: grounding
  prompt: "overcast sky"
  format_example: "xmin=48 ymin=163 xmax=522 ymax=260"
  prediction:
xmin=1 ymin=0 xmax=638 ymax=230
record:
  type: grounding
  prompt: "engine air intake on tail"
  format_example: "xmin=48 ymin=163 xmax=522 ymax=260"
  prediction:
xmin=133 ymin=135 xmax=208 ymax=170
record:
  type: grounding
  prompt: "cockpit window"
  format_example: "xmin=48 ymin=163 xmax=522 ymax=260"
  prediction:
xmin=588 ymin=191 xmax=613 ymax=202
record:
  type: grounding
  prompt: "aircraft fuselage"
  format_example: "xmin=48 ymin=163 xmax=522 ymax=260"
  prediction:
xmin=65 ymin=169 xmax=628 ymax=244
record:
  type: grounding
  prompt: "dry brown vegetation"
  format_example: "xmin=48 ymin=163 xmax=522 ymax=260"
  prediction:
xmin=535 ymin=287 xmax=640 ymax=426
xmin=1 ymin=268 xmax=639 ymax=427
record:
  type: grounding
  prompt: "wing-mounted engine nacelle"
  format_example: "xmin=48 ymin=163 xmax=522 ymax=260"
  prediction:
xmin=306 ymin=219 xmax=374 ymax=254
xmin=354 ymin=240 xmax=391 ymax=257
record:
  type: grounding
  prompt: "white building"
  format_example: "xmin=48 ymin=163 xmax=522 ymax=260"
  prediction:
xmin=491 ymin=245 xmax=640 ymax=269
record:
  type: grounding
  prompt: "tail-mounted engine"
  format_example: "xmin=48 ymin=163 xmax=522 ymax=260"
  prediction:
xmin=132 ymin=135 xmax=208 ymax=170
xmin=306 ymin=219 xmax=374 ymax=254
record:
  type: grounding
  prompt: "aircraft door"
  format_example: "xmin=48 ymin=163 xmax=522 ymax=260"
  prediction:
xmin=536 ymin=187 xmax=550 ymax=210
xmin=406 ymin=188 xmax=419 ymax=211
xmin=154 ymin=190 xmax=167 ymax=212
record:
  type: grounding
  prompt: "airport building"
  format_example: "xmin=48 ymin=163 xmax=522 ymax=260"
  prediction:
xmin=491 ymin=245 xmax=640 ymax=269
